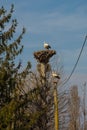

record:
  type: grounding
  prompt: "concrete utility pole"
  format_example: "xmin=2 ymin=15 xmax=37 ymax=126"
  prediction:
xmin=53 ymin=80 xmax=59 ymax=130
xmin=34 ymin=48 xmax=60 ymax=130
xmin=52 ymin=73 xmax=60 ymax=130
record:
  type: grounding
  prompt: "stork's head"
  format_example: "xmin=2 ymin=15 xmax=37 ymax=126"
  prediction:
xmin=44 ymin=42 xmax=51 ymax=49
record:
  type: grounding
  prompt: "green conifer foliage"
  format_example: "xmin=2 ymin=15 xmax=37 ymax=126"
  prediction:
xmin=0 ymin=4 xmax=31 ymax=108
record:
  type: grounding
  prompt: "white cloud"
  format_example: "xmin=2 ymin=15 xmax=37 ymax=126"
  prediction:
xmin=16 ymin=7 xmax=87 ymax=34
xmin=17 ymin=12 xmax=87 ymax=34
xmin=1 ymin=1 xmax=87 ymax=35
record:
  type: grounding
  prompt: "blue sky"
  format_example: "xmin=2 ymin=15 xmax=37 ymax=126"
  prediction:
xmin=0 ymin=0 xmax=87 ymax=86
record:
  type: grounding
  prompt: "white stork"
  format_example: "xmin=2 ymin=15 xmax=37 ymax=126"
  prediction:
xmin=52 ymin=72 xmax=60 ymax=79
xmin=44 ymin=42 xmax=51 ymax=49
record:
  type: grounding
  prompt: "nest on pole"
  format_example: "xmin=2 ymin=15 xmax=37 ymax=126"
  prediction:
xmin=34 ymin=50 xmax=56 ymax=64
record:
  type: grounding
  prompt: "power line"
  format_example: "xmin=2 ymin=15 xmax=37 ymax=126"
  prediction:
xmin=60 ymin=35 xmax=87 ymax=87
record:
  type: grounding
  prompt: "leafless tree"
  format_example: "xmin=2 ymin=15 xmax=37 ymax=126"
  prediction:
xmin=68 ymin=85 xmax=81 ymax=130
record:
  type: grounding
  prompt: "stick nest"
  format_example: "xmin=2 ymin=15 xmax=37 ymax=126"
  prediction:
xmin=34 ymin=50 xmax=56 ymax=64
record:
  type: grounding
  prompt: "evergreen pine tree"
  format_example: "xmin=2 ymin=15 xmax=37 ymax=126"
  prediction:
xmin=0 ymin=4 xmax=31 ymax=107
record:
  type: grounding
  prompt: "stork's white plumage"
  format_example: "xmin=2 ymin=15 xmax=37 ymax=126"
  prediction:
xmin=52 ymin=72 xmax=60 ymax=79
xmin=44 ymin=42 xmax=51 ymax=49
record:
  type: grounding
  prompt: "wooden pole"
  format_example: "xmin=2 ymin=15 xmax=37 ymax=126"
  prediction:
xmin=54 ymin=82 xmax=59 ymax=130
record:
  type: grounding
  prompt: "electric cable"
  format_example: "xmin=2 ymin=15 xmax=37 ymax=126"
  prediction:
xmin=60 ymin=35 xmax=87 ymax=87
